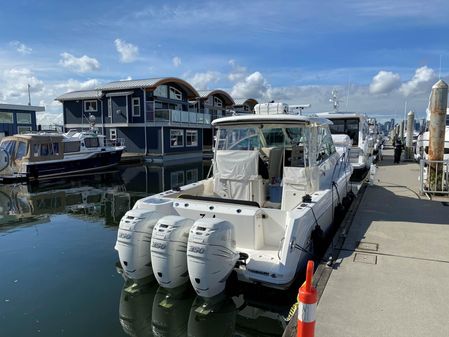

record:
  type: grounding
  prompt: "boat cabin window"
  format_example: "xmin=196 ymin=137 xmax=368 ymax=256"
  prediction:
xmin=84 ymin=137 xmax=100 ymax=148
xmin=64 ymin=141 xmax=81 ymax=153
xmin=217 ymin=127 xmax=261 ymax=150
xmin=216 ymin=125 xmax=310 ymax=169
xmin=53 ymin=143 xmax=60 ymax=155
xmin=328 ymin=118 xmax=359 ymax=145
xmin=40 ymin=144 xmax=51 ymax=156
xmin=16 ymin=141 xmax=28 ymax=160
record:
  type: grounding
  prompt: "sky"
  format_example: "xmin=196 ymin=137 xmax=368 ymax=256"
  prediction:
xmin=0 ymin=0 xmax=448 ymax=124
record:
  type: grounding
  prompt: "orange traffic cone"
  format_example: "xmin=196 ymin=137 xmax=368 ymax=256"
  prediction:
xmin=297 ymin=260 xmax=317 ymax=337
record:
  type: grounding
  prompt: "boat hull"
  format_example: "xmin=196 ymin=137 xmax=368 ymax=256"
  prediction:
xmin=1 ymin=149 xmax=123 ymax=182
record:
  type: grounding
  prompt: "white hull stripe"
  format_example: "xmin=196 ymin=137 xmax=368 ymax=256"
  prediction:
xmin=298 ymin=302 xmax=316 ymax=323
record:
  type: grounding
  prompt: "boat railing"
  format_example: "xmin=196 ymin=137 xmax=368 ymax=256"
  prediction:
xmin=105 ymin=138 xmax=125 ymax=147
xmin=419 ymin=159 xmax=449 ymax=195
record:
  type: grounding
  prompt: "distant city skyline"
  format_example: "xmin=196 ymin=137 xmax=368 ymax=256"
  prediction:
xmin=0 ymin=0 xmax=448 ymax=124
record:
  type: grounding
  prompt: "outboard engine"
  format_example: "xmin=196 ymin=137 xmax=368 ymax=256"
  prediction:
xmin=115 ymin=209 xmax=162 ymax=282
xmin=151 ymin=216 xmax=194 ymax=288
xmin=187 ymin=218 xmax=239 ymax=298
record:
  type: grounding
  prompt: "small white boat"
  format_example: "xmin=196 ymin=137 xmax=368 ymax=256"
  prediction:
xmin=0 ymin=130 xmax=125 ymax=182
xmin=115 ymin=103 xmax=353 ymax=298
xmin=316 ymin=112 xmax=374 ymax=171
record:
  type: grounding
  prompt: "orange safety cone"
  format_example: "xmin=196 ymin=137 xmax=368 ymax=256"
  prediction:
xmin=297 ymin=260 xmax=317 ymax=337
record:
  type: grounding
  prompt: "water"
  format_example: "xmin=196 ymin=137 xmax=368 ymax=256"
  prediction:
xmin=0 ymin=162 xmax=289 ymax=337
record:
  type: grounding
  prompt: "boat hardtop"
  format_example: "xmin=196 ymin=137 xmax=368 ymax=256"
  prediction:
xmin=212 ymin=113 xmax=333 ymax=126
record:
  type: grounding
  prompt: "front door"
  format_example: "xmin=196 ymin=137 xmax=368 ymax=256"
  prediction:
xmin=111 ymin=96 xmax=128 ymax=124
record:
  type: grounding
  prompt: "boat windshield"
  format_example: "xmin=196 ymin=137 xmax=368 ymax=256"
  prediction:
xmin=216 ymin=125 xmax=309 ymax=150
xmin=1 ymin=140 xmax=16 ymax=156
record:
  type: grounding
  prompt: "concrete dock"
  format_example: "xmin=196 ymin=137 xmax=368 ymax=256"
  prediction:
xmin=314 ymin=149 xmax=449 ymax=336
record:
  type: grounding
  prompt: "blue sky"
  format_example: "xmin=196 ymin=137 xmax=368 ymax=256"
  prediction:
xmin=0 ymin=0 xmax=448 ymax=123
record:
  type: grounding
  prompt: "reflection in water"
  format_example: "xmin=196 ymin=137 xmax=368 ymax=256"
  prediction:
xmin=119 ymin=280 xmax=158 ymax=337
xmin=117 ymin=278 xmax=286 ymax=337
xmin=188 ymin=295 xmax=237 ymax=337
xmin=0 ymin=172 xmax=131 ymax=227
xmin=119 ymin=161 xmax=208 ymax=196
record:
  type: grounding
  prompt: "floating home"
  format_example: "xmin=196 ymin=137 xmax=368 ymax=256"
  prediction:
xmin=0 ymin=103 xmax=43 ymax=140
xmin=56 ymin=77 xmax=258 ymax=162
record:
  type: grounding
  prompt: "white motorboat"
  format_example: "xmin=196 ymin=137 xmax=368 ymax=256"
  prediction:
xmin=0 ymin=130 xmax=125 ymax=182
xmin=115 ymin=103 xmax=353 ymax=298
xmin=316 ymin=112 xmax=374 ymax=171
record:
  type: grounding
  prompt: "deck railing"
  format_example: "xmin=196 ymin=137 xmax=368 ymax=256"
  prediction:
xmin=419 ymin=159 xmax=449 ymax=195
xmin=146 ymin=107 xmax=211 ymax=126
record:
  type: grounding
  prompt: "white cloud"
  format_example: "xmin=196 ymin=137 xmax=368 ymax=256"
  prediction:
xmin=231 ymin=71 xmax=271 ymax=100
xmin=9 ymin=41 xmax=32 ymax=54
xmin=400 ymin=66 xmax=436 ymax=96
xmin=1 ymin=67 xmax=45 ymax=100
xmin=54 ymin=78 xmax=100 ymax=93
xmin=228 ymin=59 xmax=247 ymax=82
xmin=172 ymin=56 xmax=182 ymax=67
xmin=59 ymin=52 xmax=100 ymax=73
xmin=369 ymin=70 xmax=401 ymax=94
xmin=114 ymin=38 xmax=139 ymax=63
xmin=36 ymin=112 xmax=63 ymax=126
xmin=189 ymin=71 xmax=220 ymax=89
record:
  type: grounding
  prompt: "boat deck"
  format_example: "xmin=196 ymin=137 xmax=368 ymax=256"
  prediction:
xmin=312 ymin=149 xmax=449 ymax=336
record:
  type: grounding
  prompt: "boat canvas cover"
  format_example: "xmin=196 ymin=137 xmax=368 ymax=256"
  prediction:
xmin=213 ymin=150 xmax=259 ymax=201
xmin=331 ymin=134 xmax=352 ymax=147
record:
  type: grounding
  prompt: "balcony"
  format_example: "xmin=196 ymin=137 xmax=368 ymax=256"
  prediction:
xmin=145 ymin=107 xmax=211 ymax=126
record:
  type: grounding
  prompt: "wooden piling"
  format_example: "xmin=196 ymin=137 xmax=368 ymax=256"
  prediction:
xmin=428 ymin=80 xmax=448 ymax=191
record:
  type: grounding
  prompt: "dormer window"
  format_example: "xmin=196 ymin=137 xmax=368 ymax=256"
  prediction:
xmin=169 ymin=87 xmax=182 ymax=101
xmin=84 ymin=100 xmax=98 ymax=112
xmin=214 ymin=97 xmax=223 ymax=107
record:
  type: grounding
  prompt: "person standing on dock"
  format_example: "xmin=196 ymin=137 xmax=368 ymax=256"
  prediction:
xmin=394 ymin=139 xmax=403 ymax=163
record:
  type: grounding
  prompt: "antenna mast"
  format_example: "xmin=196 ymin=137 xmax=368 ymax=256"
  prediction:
xmin=27 ymin=84 xmax=31 ymax=106
xmin=329 ymin=89 xmax=340 ymax=112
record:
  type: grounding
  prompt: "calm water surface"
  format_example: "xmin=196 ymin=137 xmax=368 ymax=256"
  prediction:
xmin=0 ymin=162 xmax=289 ymax=337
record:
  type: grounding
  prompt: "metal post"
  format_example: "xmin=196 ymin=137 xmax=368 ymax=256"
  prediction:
xmin=399 ymin=120 xmax=405 ymax=143
xmin=428 ymin=80 xmax=448 ymax=191
xmin=406 ymin=111 xmax=415 ymax=160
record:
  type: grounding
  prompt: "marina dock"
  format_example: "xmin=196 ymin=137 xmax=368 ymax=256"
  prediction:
xmin=295 ymin=148 xmax=449 ymax=336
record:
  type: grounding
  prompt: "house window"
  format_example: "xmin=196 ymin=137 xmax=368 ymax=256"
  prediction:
xmin=169 ymin=87 xmax=182 ymax=101
xmin=170 ymin=129 xmax=184 ymax=147
xmin=17 ymin=126 xmax=32 ymax=134
xmin=16 ymin=113 xmax=32 ymax=124
xmin=132 ymin=97 xmax=141 ymax=117
xmin=186 ymin=130 xmax=198 ymax=147
xmin=108 ymin=98 xmax=112 ymax=118
xmin=154 ymin=85 xmax=168 ymax=98
xmin=110 ymin=128 xmax=117 ymax=140
xmin=84 ymin=100 xmax=98 ymax=112
xmin=214 ymin=97 xmax=223 ymax=107
xmin=0 ymin=112 xmax=13 ymax=124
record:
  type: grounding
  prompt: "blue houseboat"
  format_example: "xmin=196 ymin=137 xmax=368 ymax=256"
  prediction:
xmin=56 ymin=77 xmax=257 ymax=162
xmin=0 ymin=103 xmax=43 ymax=140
